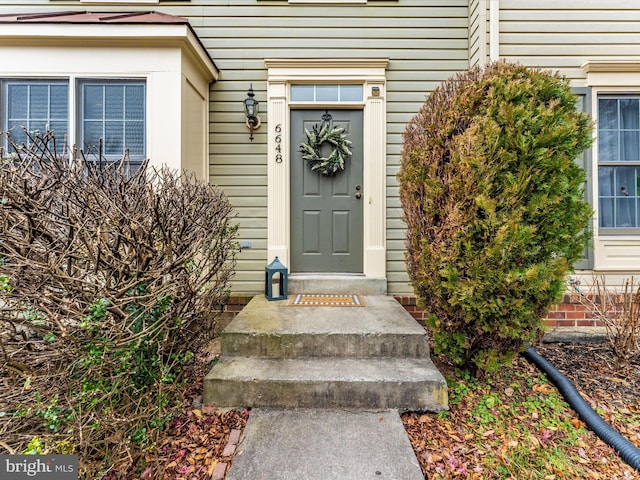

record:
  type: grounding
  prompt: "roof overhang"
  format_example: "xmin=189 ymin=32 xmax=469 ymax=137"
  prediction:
xmin=0 ymin=11 xmax=218 ymax=82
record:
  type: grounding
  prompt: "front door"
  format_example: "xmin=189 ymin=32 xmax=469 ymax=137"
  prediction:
xmin=290 ymin=109 xmax=363 ymax=273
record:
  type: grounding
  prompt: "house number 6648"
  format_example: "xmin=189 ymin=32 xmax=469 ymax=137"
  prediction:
xmin=274 ymin=124 xmax=283 ymax=163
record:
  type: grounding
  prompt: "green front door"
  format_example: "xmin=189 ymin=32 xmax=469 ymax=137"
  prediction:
xmin=290 ymin=109 xmax=364 ymax=273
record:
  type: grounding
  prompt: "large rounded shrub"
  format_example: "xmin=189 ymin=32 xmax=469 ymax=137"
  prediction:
xmin=398 ymin=61 xmax=593 ymax=373
xmin=0 ymin=130 xmax=239 ymax=475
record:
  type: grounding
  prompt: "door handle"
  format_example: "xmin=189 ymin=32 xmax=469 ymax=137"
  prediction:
xmin=355 ymin=192 xmax=362 ymax=199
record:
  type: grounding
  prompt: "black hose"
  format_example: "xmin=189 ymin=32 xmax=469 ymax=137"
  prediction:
xmin=521 ymin=345 xmax=640 ymax=472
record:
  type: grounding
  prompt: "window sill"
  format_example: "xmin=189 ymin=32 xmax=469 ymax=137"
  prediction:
xmin=599 ymin=230 xmax=640 ymax=236
xmin=288 ymin=0 xmax=366 ymax=3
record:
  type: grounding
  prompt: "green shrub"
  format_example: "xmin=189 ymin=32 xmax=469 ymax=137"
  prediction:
xmin=398 ymin=61 xmax=593 ymax=373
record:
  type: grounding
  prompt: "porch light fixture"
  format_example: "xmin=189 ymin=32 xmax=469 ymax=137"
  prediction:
xmin=243 ymin=84 xmax=261 ymax=141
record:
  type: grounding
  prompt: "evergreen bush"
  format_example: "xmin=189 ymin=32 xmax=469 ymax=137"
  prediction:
xmin=398 ymin=61 xmax=593 ymax=373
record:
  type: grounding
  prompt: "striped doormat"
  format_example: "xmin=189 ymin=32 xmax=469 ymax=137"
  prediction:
xmin=289 ymin=294 xmax=364 ymax=307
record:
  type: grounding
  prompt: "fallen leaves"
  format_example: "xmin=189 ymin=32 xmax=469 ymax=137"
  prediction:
xmin=403 ymin=347 xmax=640 ymax=480
xmin=151 ymin=406 xmax=248 ymax=479
xmin=96 ymin=340 xmax=638 ymax=479
xmin=99 ymin=358 xmax=250 ymax=480
xmin=533 ymin=383 xmax=555 ymax=395
xmin=571 ymin=418 xmax=584 ymax=429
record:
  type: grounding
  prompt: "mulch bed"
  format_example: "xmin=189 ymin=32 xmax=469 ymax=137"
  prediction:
xmin=535 ymin=341 xmax=640 ymax=407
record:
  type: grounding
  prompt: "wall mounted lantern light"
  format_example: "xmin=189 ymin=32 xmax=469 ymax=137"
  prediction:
xmin=243 ymin=84 xmax=261 ymax=141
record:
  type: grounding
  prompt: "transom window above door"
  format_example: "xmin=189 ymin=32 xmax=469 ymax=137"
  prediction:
xmin=290 ymin=84 xmax=363 ymax=103
xmin=79 ymin=0 xmax=159 ymax=4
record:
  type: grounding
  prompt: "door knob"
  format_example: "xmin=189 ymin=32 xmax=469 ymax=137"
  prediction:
xmin=355 ymin=192 xmax=362 ymax=199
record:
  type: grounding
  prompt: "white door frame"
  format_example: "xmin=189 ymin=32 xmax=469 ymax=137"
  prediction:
xmin=265 ymin=59 xmax=388 ymax=279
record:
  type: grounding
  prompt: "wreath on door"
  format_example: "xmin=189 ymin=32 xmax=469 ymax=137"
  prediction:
xmin=299 ymin=112 xmax=352 ymax=176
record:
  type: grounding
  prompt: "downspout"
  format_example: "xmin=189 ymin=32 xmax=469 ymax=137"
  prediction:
xmin=522 ymin=345 xmax=640 ymax=472
xmin=489 ymin=0 xmax=500 ymax=62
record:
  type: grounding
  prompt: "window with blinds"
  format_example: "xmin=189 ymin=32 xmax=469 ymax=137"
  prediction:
xmin=598 ymin=96 xmax=640 ymax=232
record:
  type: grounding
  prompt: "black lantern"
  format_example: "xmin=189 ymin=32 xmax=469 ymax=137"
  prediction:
xmin=265 ymin=256 xmax=288 ymax=301
xmin=243 ymin=84 xmax=261 ymax=141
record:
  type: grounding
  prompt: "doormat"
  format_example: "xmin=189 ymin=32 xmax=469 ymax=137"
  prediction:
xmin=289 ymin=294 xmax=364 ymax=307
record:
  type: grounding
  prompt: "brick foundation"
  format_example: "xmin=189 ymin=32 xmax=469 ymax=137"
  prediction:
xmin=215 ymin=294 xmax=254 ymax=333
xmin=392 ymin=295 xmax=430 ymax=323
xmin=393 ymin=294 xmax=606 ymax=329
xmin=544 ymin=293 xmax=603 ymax=328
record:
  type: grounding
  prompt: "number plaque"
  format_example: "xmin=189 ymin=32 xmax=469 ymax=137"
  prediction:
xmin=274 ymin=124 xmax=283 ymax=163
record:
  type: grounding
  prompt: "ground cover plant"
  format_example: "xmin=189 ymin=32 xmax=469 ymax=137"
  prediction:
xmin=403 ymin=341 xmax=640 ymax=479
xmin=398 ymin=61 xmax=593 ymax=373
xmin=0 ymin=131 xmax=239 ymax=477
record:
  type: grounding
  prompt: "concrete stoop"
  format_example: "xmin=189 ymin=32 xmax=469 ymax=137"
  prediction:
xmin=203 ymin=295 xmax=448 ymax=411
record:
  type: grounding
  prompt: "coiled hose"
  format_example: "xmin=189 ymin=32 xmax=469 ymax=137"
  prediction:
xmin=521 ymin=345 xmax=640 ymax=472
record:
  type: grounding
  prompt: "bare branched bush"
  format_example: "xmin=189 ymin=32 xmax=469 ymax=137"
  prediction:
xmin=573 ymin=276 xmax=640 ymax=368
xmin=0 ymin=130 xmax=238 ymax=477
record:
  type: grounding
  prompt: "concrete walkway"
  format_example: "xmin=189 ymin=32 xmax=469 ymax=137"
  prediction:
xmin=226 ymin=409 xmax=424 ymax=480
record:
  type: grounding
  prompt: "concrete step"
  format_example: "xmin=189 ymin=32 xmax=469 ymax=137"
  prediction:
xmin=203 ymin=356 xmax=448 ymax=411
xmin=225 ymin=409 xmax=424 ymax=480
xmin=288 ymin=274 xmax=387 ymax=295
xmin=222 ymin=295 xmax=429 ymax=358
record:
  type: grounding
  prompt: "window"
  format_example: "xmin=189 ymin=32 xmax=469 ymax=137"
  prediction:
xmin=598 ymin=96 xmax=640 ymax=231
xmin=2 ymin=78 xmax=145 ymax=165
xmin=80 ymin=0 xmax=159 ymax=4
xmin=3 ymin=79 xmax=68 ymax=152
xmin=80 ymin=80 xmax=145 ymax=163
xmin=290 ymin=84 xmax=363 ymax=103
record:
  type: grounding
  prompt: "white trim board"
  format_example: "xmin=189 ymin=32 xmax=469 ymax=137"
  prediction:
xmin=265 ymin=59 xmax=389 ymax=280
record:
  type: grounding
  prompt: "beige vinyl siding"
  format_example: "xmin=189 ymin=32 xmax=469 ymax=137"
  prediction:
xmin=182 ymin=78 xmax=208 ymax=179
xmin=0 ymin=0 xmax=469 ymax=294
xmin=500 ymin=1 xmax=640 ymax=83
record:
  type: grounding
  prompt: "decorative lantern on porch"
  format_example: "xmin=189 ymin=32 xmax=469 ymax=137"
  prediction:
xmin=265 ymin=256 xmax=288 ymax=301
